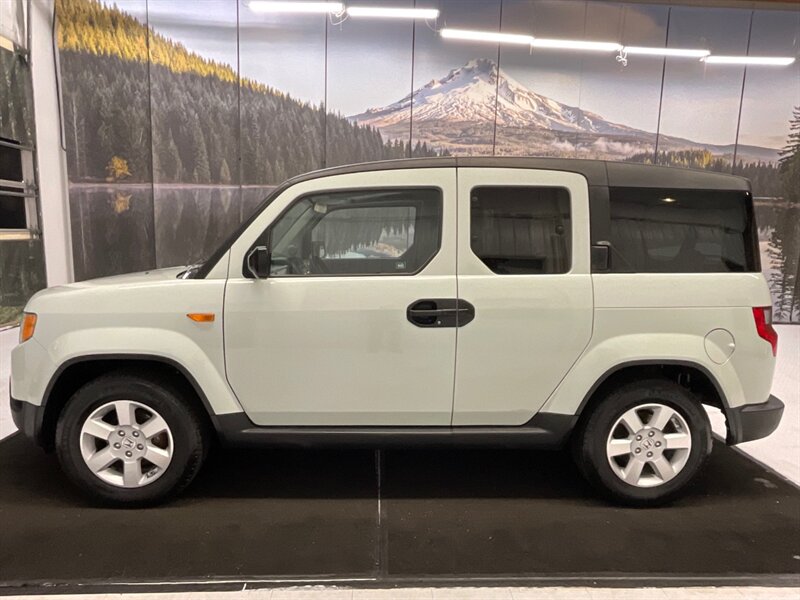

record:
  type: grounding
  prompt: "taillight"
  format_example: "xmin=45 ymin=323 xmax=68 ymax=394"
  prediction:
xmin=752 ymin=306 xmax=778 ymax=356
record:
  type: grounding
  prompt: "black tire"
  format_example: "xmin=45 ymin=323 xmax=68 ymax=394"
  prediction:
xmin=55 ymin=371 xmax=208 ymax=507
xmin=573 ymin=378 xmax=711 ymax=507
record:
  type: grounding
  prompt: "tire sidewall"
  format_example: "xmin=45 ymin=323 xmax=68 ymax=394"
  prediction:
xmin=56 ymin=376 xmax=203 ymax=506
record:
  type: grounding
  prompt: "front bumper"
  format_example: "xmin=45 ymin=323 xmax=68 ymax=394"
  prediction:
xmin=9 ymin=395 xmax=44 ymax=444
xmin=726 ymin=395 xmax=784 ymax=445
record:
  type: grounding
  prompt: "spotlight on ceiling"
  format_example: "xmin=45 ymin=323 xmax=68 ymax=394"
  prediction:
xmin=623 ymin=46 xmax=710 ymax=58
xmin=346 ymin=6 xmax=439 ymax=19
xmin=703 ymin=55 xmax=796 ymax=66
xmin=247 ymin=1 xmax=344 ymax=13
xmin=440 ymin=28 xmax=534 ymax=46
xmin=531 ymin=38 xmax=622 ymax=52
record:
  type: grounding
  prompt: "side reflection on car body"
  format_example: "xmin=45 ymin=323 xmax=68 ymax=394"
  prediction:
xmin=10 ymin=157 xmax=783 ymax=506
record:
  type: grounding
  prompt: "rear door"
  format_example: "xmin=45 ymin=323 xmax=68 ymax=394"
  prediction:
xmin=453 ymin=168 xmax=594 ymax=425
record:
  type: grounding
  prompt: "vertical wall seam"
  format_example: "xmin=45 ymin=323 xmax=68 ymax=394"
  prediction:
xmin=322 ymin=15 xmax=329 ymax=169
xmin=408 ymin=0 xmax=417 ymax=158
xmin=145 ymin=0 xmax=156 ymax=268
xmin=491 ymin=0 xmax=503 ymax=156
xmin=574 ymin=1 xmax=589 ymax=158
xmin=653 ymin=7 xmax=672 ymax=163
xmin=733 ymin=10 xmax=755 ymax=173
xmin=236 ymin=0 xmax=242 ymax=203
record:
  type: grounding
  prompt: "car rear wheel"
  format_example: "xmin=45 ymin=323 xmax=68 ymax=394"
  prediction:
xmin=574 ymin=378 xmax=711 ymax=506
xmin=55 ymin=372 xmax=208 ymax=506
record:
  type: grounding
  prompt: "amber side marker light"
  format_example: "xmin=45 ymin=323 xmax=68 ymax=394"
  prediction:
xmin=187 ymin=313 xmax=215 ymax=323
xmin=20 ymin=313 xmax=37 ymax=343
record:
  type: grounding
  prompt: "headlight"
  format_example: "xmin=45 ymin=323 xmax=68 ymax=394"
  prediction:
xmin=19 ymin=312 xmax=37 ymax=343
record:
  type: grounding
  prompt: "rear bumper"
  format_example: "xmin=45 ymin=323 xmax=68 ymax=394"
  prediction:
xmin=9 ymin=394 xmax=43 ymax=444
xmin=726 ymin=395 xmax=784 ymax=445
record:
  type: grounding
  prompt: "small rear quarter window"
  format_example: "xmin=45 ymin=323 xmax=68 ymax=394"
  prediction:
xmin=607 ymin=187 xmax=759 ymax=273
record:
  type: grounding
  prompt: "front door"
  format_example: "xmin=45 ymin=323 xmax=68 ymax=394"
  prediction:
xmin=453 ymin=168 xmax=594 ymax=425
xmin=224 ymin=168 xmax=458 ymax=426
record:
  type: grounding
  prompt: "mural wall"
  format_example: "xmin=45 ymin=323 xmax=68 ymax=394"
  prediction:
xmin=56 ymin=0 xmax=800 ymax=321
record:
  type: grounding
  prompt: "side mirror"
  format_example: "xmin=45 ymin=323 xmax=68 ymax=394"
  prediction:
xmin=246 ymin=246 xmax=271 ymax=279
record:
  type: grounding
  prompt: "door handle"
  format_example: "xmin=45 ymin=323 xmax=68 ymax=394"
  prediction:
xmin=407 ymin=299 xmax=475 ymax=328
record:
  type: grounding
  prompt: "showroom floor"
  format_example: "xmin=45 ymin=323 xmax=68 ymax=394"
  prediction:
xmin=0 ymin=326 xmax=798 ymax=599
xmin=3 ymin=587 xmax=800 ymax=599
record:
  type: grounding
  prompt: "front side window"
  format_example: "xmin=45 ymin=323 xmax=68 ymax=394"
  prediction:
xmin=608 ymin=187 xmax=758 ymax=273
xmin=470 ymin=186 xmax=571 ymax=275
xmin=268 ymin=188 xmax=441 ymax=276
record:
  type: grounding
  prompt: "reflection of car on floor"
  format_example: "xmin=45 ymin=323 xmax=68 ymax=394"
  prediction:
xmin=9 ymin=157 xmax=784 ymax=507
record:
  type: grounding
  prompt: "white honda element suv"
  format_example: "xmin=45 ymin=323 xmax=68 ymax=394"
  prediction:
xmin=10 ymin=158 xmax=783 ymax=506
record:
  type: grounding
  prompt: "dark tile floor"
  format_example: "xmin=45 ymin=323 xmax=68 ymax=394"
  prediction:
xmin=0 ymin=434 xmax=797 ymax=589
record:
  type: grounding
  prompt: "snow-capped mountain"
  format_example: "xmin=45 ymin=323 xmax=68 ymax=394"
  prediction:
xmin=348 ymin=58 xmax=778 ymax=163
xmin=350 ymin=58 xmax=637 ymax=135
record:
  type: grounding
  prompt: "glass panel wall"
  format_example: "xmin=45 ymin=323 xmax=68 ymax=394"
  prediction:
xmin=0 ymin=0 xmax=46 ymax=326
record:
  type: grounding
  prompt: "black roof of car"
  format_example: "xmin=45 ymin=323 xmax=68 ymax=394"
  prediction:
xmin=281 ymin=157 xmax=751 ymax=192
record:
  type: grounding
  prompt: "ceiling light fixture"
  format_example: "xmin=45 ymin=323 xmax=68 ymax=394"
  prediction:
xmin=347 ymin=6 xmax=439 ymax=19
xmin=623 ymin=46 xmax=710 ymax=58
xmin=703 ymin=55 xmax=795 ymax=66
xmin=440 ymin=28 xmax=534 ymax=46
xmin=247 ymin=1 xmax=344 ymax=14
xmin=531 ymin=38 xmax=622 ymax=52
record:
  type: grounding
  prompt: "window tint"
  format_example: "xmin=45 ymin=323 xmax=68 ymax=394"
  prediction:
xmin=0 ymin=142 xmax=28 ymax=230
xmin=470 ymin=186 xmax=571 ymax=275
xmin=0 ymin=144 xmax=23 ymax=181
xmin=269 ymin=188 xmax=441 ymax=276
xmin=0 ymin=195 xmax=27 ymax=229
xmin=608 ymin=187 xmax=758 ymax=273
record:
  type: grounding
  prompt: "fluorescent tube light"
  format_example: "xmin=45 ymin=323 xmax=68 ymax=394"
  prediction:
xmin=441 ymin=28 xmax=534 ymax=46
xmin=532 ymin=38 xmax=622 ymax=52
xmin=248 ymin=1 xmax=343 ymax=13
xmin=703 ymin=55 xmax=795 ymax=66
xmin=347 ymin=6 xmax=439 ymax=19
xmin=624 ymin=46 xmax=710 ymax=58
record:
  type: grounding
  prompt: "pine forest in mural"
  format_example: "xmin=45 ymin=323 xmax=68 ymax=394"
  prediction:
xmin=56 ymin=0 xmax=799 ymax=321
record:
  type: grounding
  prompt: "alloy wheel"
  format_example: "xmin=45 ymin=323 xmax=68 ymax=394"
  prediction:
xmin=606 ymin=403 xmax=692 ymax=488
xmin=79 ymin=400 xmax=174 ymax=488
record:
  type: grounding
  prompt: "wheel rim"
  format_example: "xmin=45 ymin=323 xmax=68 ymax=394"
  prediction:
xmin=606 ymin=403 xmax=692 ymax=488
xmin=79 ymin=400 xmax=174 ymax=488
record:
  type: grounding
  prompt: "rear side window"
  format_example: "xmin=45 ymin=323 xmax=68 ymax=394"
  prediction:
xmin=471 ymin=186 xmax=571 ymax=275
xmin=608 ymin=187 xmax=758 ymax=273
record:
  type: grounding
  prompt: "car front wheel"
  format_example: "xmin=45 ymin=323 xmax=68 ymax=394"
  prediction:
xmin=55 ymin=371 xmax=208 ymax=506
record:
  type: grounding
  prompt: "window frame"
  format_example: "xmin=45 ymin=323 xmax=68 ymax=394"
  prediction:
xmin=468 ymin=184 xmax=573 ymax=276
xmin=251 ymin=186 xmax=445 ymax=279
xmin=0 ymin=138 xmax=38 ymax=240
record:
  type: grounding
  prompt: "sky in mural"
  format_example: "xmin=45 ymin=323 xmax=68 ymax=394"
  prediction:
xmin=122 ymin=0 xmax=799 ymax=151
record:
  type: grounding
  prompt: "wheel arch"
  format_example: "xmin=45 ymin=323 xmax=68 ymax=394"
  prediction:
xmin=573 ymin=359 xmax=730 ymax=438
xmin=37 ymin=354 xmax=222 ymax=452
